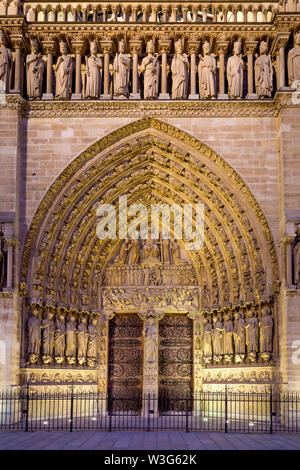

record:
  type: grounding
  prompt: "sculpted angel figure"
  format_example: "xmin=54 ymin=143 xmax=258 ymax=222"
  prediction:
xmin=198 ymin=41 xmax=216 ymax=99
xmin=140 ymin=40 xmax=159 ymax=99
xmin=85 ymin=40 xmax=103 ymax=99
xmin=53 ymin=40 xmax=73 ymax=100
xmin=171 ymin=39 xmax=189 ymax=99
xmin=254 ymin=41 xmax=273 ymax=98
xmin=26 ymin=38 xmax=45 ymax=100
xmin=0 ymin=30 xmax=12 ymax=93
xmin=227 ymin=40 xmax=244 ymax=99
xmin=113 ymin=40 xmax=130 ymax=98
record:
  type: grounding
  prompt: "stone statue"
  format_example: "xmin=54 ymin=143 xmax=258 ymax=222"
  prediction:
xmin=77 ymin=316 xmax=88 ymax=364
xmin=212 ymin=315 xmax=224 ymax=359
xmin=171 ymin=39 xmax=189 ymax=99
xmin=0 ymin=230 xmax=6 ymax=290
xmin=140 ymin=39 xmax=159 ymax=99
xmin=27 ymin=309 xmax=41 ymax=363
xmin=41 ymin=310 xmax=55 ymax=363
xmin=259 ymin=306 xmax=273 ymax=353
xmin=223 ymin=314 xmax=234 ymax=356
xmin=116 ymin=239 xmax=130 ymax=264
xmin=127 ymin=239 xmax=140 ymax=265
xmin=203 ymin=316 xmax=213 ymax=360
xmin=53 ymin=40 xmax=73 ymax=100
xmin=161 ymin=238 xmax=170 ymax=264
xmin=198 ymin=41 xmax=216 ymax=99
xmin=170 ymin=239 xmax=181 ymax=265
xmin=227 ymin=41 xmax=244 ymax=99
xmin=143 ymin=317 xmax=157 ymax=363
xmin=254 ymin=41 xmax=273 ymax=98
xmin=113 ymin=40 xmax=130 ymax=98
xmin=85 ymin=40 xmax=103 ymax=99
xmin=142 ymin=236 xmax=160 ymax=264
xmin=0 ymin=30 xmax=12 ymax=93
xmin=54 ymin=313 xmax=66 ymax=363
xmin=87 ymin=317 xmax=98 ymax=366
xmin=288 ymin=31 xmax=300 ymax=88
xmin=233 ymin=311 xmax=246 ymax=357
xmin=245 ymin=310 xmax=259 ymax=356
xmin=26 ymin=38 xmax=45 ymax=100
xmin=66 ymin=314 xmax=77 ymax=364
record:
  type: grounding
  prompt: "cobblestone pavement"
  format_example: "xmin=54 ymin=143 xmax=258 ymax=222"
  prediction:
xmin=0 ymin=431 xmax=300 ymax=450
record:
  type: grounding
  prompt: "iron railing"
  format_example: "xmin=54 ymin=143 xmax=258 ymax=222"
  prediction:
xmin=0 ymin=389 xmax=299 ymax=433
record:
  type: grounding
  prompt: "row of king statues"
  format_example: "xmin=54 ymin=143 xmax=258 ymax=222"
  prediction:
xmin=1 ymin=31 xmax=300 ymax=100
xmin=202 ymin=305 xmax=274 ymax=364
xmin=27 ymin=309 xmax=99 ymax=367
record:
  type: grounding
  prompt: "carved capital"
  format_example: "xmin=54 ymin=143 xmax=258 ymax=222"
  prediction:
xmin=271 ymin=32 xmax=290 ymax=55
xmin=72 ymin=40 xmax=85 ymax=56
xmin=187 ymin=40 xmax=200 ymax=55
xmin=100 ymin=40 xmax=113 ymax=55
xmin=244 ymin=41 xmax=259 ymax=55
xmin=138 ymin=310 xmax=165 ymax=321
xmin=10 ymin=35 xmax=25 ymax=51
xmin=216 ymin=41 xmax=229 ymax=55
xmin=42 ymin=40 xmax=56 ymax=55
xmin=158 ymin=39 xmax=172 ymax=54
xmin=129 ymin=40 xmax=143 ymax=55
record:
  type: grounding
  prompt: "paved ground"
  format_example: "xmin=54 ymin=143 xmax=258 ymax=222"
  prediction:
xmin=0 ymin=431 xmax=300 ymax=450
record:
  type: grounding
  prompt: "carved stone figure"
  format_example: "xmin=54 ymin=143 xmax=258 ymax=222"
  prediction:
xmin=259 ymin=306 xmax=273 ymax=354
xmin=113 ymin=40 xmax=130 ymax=98
xmin=141 ymin=236 xmax=160 ymax=265
xmin=0 ymin=30 xmax=12 ymax=92
xmin=127 ymin=239 xmax=140 ymax=265
xmin=85 ymin=40 xmax=103 ymax=99
xmin=66 ymin=314 xmax=77 ymax=364
xmin=87 ymin=317 xmax=98 ymax=366
xmin=245 ymin=310 xmax=259 ymax=358
xmin=143 ymin=317 xmax=158 ymax=363
xmin=288 ymin=31 xmax=300 ymax=88
xmin=171 ymin=39 xmax=189 ymax=99
xmin=198 ymin=41 xmax=216 ymax=99
xmin=227 ymin=41 xmax=244 ymax=99
xmin=116 ymin=239 xmax=129 ymax=264
xmin=27 ymin=309 xmax=41 ymax=363
xmin=254 ymin=41 xmax=273 ymax=98
xmin=26 ymin=38 xmax=45 ymax=100
xmin=161 ymin=238 xmax=170 ymax=264
xmin=212 ymin=315 xmax=224 ymax=359
xmin=0 ymin=230 xmax=6 ymax=290
xmin=54 ymin=313 xmax=66 ymax=363
xmin=41 ymin=310 xmax=55 ymax=363
xmin=53 ymin=40 xmax=73 ymax=100
xmin=140 ymin=40 xmax=159 ymax=99
xmin=233 ymin=311 xmax=246 ymax=360
xmin=170 ymin=239 xmax=182 ymax=265
xmin=77 ymin=316 xmax=88 ymax=364
xmin=223 ymin=314 xmax=234 ymax=356
xmin=203 ymin=316 xmax=213 ymax=361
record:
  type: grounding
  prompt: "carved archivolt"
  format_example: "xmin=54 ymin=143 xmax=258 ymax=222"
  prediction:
xmin=21 ymin=118 xmax=279 ymax=316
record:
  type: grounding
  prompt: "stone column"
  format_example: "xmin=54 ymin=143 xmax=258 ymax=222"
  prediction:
xmin=188 ymin=312 xmax=203 ymax=413
xmin=98 ymin=312 xmax=114 ymax=412
xmin=71 ymin=41 xmax=84 ymax=100
xmin=129 ymin=40 xmax=142 ymax=99
xmin=245 ymin=41 xmax=258 ymax=99
xmin=272 ymin=33 xmax=289 ymax=91
xmin=216 ymin=40 xmax=229 ymax=99
xmin=139 ymin=311 xmax=164 ymax=417
xmin=100 ymin=40 xmax=113 ymax=99
xmin=158 ymin=40 xmax=171 ymax=99
xmin=42 ymin=41 xmax=55 ymax=100
xmin=11 ymin=36 xmax=24 ymax=94
xmin=188 ymin=40 xmax=200 ymax=99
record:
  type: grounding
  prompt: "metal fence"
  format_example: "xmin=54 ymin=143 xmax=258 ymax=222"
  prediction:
xmin=0 ymin=389 xmax=299 ymax=433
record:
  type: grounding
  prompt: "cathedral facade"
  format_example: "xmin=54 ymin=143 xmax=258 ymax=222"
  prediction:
xmin=0 ymin=1 xmax=300 ymax=406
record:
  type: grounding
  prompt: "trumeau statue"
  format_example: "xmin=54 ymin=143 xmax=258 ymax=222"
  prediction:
xmin=198 ymin=41 xmax=216 ymax=99
xmin=26 ymin=38 xmax=45 ymax=100
xmin=227 ymin=41 xmax=244 ymax=99
xmin=77 ymin=316 xmax=88 ymax=364
xmin=53 ymin=40 xmax=73 ymax=100
xmin=288 ymin=31 xmax=300 ymax=88
xmin=254 ymin=41 xmax=273 ymax=98
xmin=41 ymin=310 xmax=55 ymax=363
xmin=28 ymin=309 xmax=41 ymax=363
xmin=54 ymin=313 xmax=66 ymax=363
xmin=85 ymin=40 xmax=103 ymax=99
xmin=65 ymin=314 xmax=77 ymax=364
xmin=0 ymin=30 xmax=12 ymax=93
xmin=143 ymin=317 xmax=158 ymax=363
xmin=140 ymin=39 xmax=159 ymax=99
xmin=171 ymin=39 xmax=189 ymax=99
xmin=259 ymin=306 xmax=273 ymax=353
xmin=113 ymin=39 xmax=130 ymax=98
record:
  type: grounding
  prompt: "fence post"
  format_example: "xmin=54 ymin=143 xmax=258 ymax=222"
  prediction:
xmin=70 ymin=390 xmax=74 ymax=432
xmin=270 ymin=386 xmax=273 ymax=434
xmin=186 ymin=394 xmax=189 ymax=433
xmin=25 ymin=386 xmax=29 ymax=432
xmin=225 ymin=385 xmax=228 ymax=433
